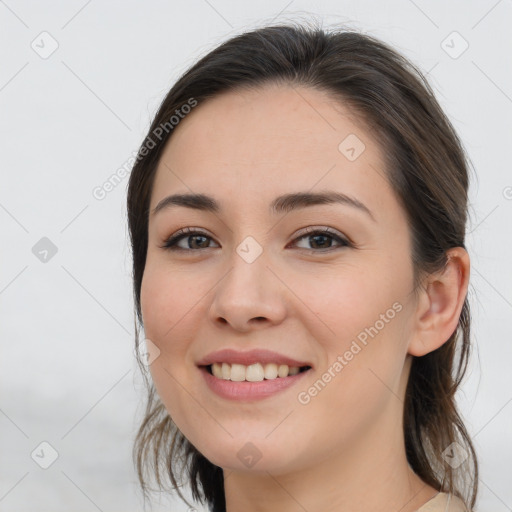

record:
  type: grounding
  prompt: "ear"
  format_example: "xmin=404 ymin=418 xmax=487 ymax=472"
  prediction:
xmin=407 ymin=247 xmax=470 ymax=357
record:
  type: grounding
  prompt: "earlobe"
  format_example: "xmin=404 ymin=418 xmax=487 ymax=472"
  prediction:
xmin=407 ymin=247 xmax=470 ymax=357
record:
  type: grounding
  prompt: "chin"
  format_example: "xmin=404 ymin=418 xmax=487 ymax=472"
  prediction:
xmin=194 ymin=437 xmax=296 ymax=474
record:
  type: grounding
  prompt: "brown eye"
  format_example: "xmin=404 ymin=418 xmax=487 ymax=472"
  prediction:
xmin=291 ymin=228 xmax=350 ymax=252
xmin=160 ymin=226 xmax=351 ymax=253
xmin=160 ymin=228 xmax=219 ymax=251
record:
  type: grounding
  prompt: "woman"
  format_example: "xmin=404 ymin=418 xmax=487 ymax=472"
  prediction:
xmin=127 ymin=21 xmax=478 ymax=512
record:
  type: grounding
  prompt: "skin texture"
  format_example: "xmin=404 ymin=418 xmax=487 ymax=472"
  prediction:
xmin=140 ymin=84 xmax=470 ymax=512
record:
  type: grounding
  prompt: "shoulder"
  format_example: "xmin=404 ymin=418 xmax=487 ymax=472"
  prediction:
xmin=417 ymin=492 xmax=471 ymax=512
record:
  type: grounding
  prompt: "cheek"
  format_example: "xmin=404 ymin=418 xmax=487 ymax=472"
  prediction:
xmin=291 ymin=264 xmax=411 ymax=403
xmin=140 ymin=267 xmax=192 ymax=397
xmin=148 ymin=363 xmax=215 ymax=462
xmin=292 ymin=312 xmax=410 ymax=455
xmin=140 ymin=262 xmax=198 ymax=344
xmin=140 ymin=264 xmax=164 ymax=337
xmin=140 ymin=264 xmax=209 ymax=434
xmin=289 ymin=263 xmax=407 ymax=349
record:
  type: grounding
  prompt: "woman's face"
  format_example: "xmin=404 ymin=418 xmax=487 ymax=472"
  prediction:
xmin=141 ymin=84 xmax=420 ymax=474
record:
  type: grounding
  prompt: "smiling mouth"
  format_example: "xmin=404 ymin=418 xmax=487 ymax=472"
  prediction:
xmin=202 ymin=363 xmax=312 ymax=381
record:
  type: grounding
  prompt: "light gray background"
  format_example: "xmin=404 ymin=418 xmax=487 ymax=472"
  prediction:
xmin=1 ymin=1 xmax=511 ymax=511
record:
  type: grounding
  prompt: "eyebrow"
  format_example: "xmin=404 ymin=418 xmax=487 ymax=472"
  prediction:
xmin=151 ymin=191 xmax=376 ymax=222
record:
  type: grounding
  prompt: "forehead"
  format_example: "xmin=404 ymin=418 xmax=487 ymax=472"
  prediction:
xmin=150 ymin=84 xmax=393 ymax=220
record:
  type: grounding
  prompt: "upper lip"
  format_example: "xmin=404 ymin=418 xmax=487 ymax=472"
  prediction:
xmin=196 ymin=348 xmax=312 ymax=368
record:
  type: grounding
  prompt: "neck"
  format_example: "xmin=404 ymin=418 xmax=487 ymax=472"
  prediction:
xmin=223 ymin=425 xmax=437 ymax=512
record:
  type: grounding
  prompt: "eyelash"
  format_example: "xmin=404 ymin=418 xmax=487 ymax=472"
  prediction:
xmin=159 ymin=226 xmax=352 ymax=253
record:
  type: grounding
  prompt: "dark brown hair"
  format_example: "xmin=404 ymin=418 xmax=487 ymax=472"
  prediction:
xmin=127 ymin=20 xmax=478 ymax=512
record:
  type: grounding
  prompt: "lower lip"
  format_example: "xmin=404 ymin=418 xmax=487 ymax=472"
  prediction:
xmin=199 ymin=366 xmax=311 ymax=401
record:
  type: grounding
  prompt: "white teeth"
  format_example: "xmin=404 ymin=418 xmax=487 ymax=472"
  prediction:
xmin=264 ymin=363 xmax=278 ymax=380
xmin=230 ymin=363 xmax=246 ymax=382
xmin=221 ymin=362 xmax=231 ymax=380
xmin=212 ymin=362 xmax=223 ymax=379
xmin=278 ymin=364 xmax=289 ymax=378
xmin=209 ymin=362 xmax=305 ymax=381
xmin=246 ymin=363 xmax=264 ymax=382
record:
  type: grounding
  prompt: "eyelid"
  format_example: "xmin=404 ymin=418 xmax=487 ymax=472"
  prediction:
xmin=160 ymin=225 xmax=353 ymax=251
xmin=293 ymin=225 xmax=346 ymax=241
xmin=290 ymin=226 xmax=352 ymax=250
xmin=158 ymin=227 xmax=216 ymax=250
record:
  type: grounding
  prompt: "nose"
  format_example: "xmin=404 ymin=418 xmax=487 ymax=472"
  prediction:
xmin=208 ymin=247 xmax=288 ymax=332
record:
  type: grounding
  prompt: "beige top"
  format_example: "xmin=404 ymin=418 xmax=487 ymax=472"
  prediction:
xmin=417 ymin=492 xmax=469 ymax=512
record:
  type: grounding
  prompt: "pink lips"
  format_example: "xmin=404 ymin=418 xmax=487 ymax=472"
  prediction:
xmin=196 ymin=348 xmax=312 ymax=368
xmin=196 ymin=348 xmax=313 ymax=401
xmin=199 ymin=365 xmax=310 ymax=401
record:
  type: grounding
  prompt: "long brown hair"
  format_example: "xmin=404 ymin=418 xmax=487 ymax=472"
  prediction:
xmin=127 ymin=20 xmax=478 ymax=512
